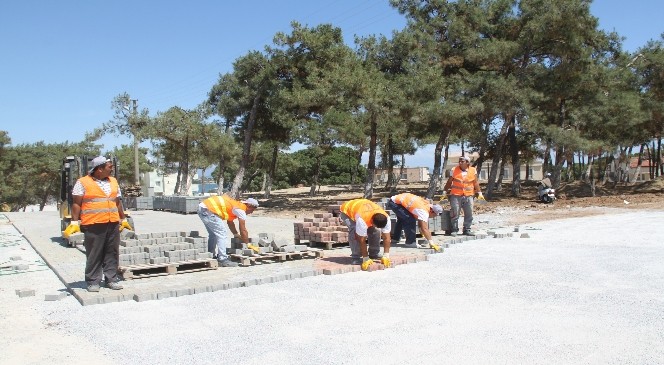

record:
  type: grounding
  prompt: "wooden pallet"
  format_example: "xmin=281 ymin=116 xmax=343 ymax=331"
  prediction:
xmin=119 ymin=258 xmax=218 ymax=280
xmin=230 ymin=248 xmax=323 ymax=266
xmin=304 ymin=240 xmax=349 ymax=250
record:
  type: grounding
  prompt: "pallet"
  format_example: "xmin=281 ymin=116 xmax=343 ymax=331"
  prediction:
xmin=119 ymin=258 xmax=218 ymax=280
xmin=306 ymin=241 xmax=349 ymax=250
xmin=229 ymin=248 xmax=323 ymax=266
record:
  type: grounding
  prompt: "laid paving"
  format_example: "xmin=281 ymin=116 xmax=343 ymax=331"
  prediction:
xmin=4 ymin=210 xmax=513 ymax=306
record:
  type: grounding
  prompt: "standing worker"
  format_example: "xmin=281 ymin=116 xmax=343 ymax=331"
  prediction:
xmin=63 ymin=156 xmax=133 ymax=292
xmin=442 ymin=155 xmax=485 ymax=236
xmin=339 ymin=199 xmax=392 ymax=270
xmin=387 ymin=192 xmax=443 ymax=251
xmin=197 ymin=195 xmax=260 ymax=267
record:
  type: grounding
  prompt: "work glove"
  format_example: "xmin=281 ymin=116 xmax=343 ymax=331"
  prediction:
xmin=439 ymin=192 xmax=449 ymax=204
xmin=380 ymin=253 xmax=391 ymax=268
xmin=361 ymin=258 xmax=374 ymax=271
xmin=63 ymin=221 xmax=80 ymax=238
xmin=428 ymin=240 xmax=442 ymax=252
xmin=119 ymin=218 xmax=133 ymax=231
xmin=476 ymin=192 xmax=487 ymax=205
xmin=247 ymin=244 xmax=261 ymax=254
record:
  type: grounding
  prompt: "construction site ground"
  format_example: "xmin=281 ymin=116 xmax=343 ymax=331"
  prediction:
xmin=1 ymin=179 xmax=663 ymax=364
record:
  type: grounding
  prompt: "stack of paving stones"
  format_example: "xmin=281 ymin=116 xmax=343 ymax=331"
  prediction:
xmin=153 ymin=196 xmax=204 ymax=214
xmin=118 ymin=229 xmax=213 ymax=268
xmin=227 ymin=232 xmax=316 ymax=266
xmin=293 ymin=212 xmax=350 ymax=249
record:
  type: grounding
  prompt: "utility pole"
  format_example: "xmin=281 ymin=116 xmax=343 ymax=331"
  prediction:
xmin=131 ymin=99 xmax=140 ymax=186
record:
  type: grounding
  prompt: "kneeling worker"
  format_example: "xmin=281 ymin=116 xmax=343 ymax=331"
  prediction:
xmin=197 ymin=195 xmax=260 ymax=267
xmin=339 ymin=199 xmax=392 ymax=270
xmin=387 ymin=192 xmax=443 ymax=251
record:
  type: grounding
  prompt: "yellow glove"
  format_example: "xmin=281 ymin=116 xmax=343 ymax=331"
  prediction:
xmin=380 ymin=254 xmax=391 ymax=268
xmin=439 ymin=192 xmax=449 ymax=204
xmin=361 ymin=258 xmax=374 ymax=271
xmin=247 ymin=244 xmax=260 ymax=254
xmin=430 ymin=242 xmax=442 ymax=252
xmin=119 ymin=218 xmax=133 ymax=231
xmin=63 ymin=221 xmax=80 ymax=238
xmin=476 ymin=192 xmax=487 ymax=205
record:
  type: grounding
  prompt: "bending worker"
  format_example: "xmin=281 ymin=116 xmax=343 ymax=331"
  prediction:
xmin=339 ymin=198 xmax=392 ymax=270
xmin=63 ymin=156 xmax=133 ymax=293
xmin=388 ymin=192 xmax=443 ymax=251
xmin=442 ymin=155 xmax=484 ymax=236
xmin=197 ymin=195 xmax=259 ymax=267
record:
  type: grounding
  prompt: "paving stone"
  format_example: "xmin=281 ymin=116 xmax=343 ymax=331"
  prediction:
xmin=16 ymin=288 xmax=35 ymax=297
xmin=9 ymin=255 xmax=22 ymax=261
xmin=520 ymin=233 xmax=530 ymax=238
xmin=44 ymin=292 xmax=67 ymax=301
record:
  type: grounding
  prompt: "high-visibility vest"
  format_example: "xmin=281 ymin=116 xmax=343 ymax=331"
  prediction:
xmin=449 ymin=166 xmax=477 ymax=196
xmin=340 ymin=199 xmax=388 ymax=227
xmin=79 ymin=175 xmax=120 ymax=225
xmin=393 ymin=193 xmax=429 ymax=217
xmin=202 ymin=195 xmax=246 ymax=221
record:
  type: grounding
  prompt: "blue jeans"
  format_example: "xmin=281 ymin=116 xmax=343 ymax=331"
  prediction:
xmin=339 ymin=212 xmax=381 ymax=259
xmin=449 ymin=195 xmax=474 ymax=232
xmin=387 ymin=200 xmax=417 ymax=245
xmin=197 ymin=206 xmax=228 ymax=261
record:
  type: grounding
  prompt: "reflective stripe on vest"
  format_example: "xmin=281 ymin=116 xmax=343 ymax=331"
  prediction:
xmin=203 ymin=195 xmax=246 ymax=221
xmin=393 ymin=193 xmax=429 ymax=216
xmin=79 ymin=175 xmax=120 ymax=225
xmin=340 ymin=199 xmax=388 ymax=228
xmin=450 ymin=166 xmax=477 ymax=196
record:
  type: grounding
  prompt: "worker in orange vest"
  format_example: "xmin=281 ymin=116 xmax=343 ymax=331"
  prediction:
xmin=198 ymin=195 xmax=259 ymax=267
xmin=63 ymin=156 xmax=133 ymax=292
xmin=442 ymin=155 xmax=484 ymax=236
xmin=339 ymin=199 xmax=392 ymax=270
xmin=388 ymin=192 xmax=443 ymax=250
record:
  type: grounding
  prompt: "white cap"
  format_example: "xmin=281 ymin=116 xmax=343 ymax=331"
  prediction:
xmin=431 ymin=204 xmax=443 ymax=215
xmin=459 ymin=155 xmax=470 ymax=163
xmin=89 ymin=156 xmax=111 ymax=174
xmin=242 ymin=198 xmax=259 ymax=207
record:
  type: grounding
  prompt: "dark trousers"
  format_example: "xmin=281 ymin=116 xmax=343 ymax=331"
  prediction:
xmin=82 ymin=222 xmax=120 ymax=285
xmin=387 ymin=200 xmax=417 ymax=245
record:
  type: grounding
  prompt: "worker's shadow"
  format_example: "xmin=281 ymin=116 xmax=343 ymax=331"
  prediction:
xmin=318 ymin=256 xmax=355 ymax=265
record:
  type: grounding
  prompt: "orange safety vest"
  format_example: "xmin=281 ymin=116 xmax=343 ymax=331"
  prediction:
xmin=79 ymin=175 xmax=120 ymax=225
xmin=202 ymin=195 xmax=246 ymax=221
xmin=449 ymin=166 xmax=477 ymax=196
xmin=340 ymin=199 xmax=388 ymax=228
xmin=393 ymin=193 xmax=429 ymax=217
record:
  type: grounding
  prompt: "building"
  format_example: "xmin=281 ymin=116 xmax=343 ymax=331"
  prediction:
xmin=444 ymin=153 xmax=544 ymax=182
xmin=140 ymin=170 xmax=195 ymax=196
xmin=373 ymin=167 xmax=430 ymax=184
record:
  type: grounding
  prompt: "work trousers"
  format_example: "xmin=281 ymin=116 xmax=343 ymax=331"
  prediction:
xmin=198 ymin=206 xmax=229 ymax=261
xmin=387 ymin=200 xmax=417 ymax=245
xmin=82 ymin=221 xmax=120 ymax=285
xmin=339 ymin=212 xmax=381 ymax=259
xmin=449 ymin=195 xmax=474 ymax=232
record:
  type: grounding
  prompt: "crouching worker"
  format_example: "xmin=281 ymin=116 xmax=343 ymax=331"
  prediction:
xmin=339 ymin=199 xmax=392 ymax=271
xmin=197 ymin=195 xmax=259 ymax=267
xmin=387 ymin=192 xmax=443 ymax=251
xmin=63 ymin=156 xmax=132 ymax=292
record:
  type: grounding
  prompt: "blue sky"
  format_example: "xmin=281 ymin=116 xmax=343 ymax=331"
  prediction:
xmin=1 ymin=0 xmax=662 ymax=167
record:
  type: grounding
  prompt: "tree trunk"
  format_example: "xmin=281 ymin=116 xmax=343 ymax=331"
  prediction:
xmin=496 ymin=155 xmax=506 ymax=192
xmin=394 ymin=153 xmax=405 ymax=193
xmin=426 ymin=126 xmax=450 ymax=199
xmin=174 ymin=166 xmax=182 ymax=195
xmin=264 ymin=144 xmax=278 ymax=198
xmin=229 ymin=94 xmax=260 ymax=199
xmin=384 ymin=134 xmax=395 ymax=190
xmin=363 ymin=112 xmax=378 ymax=199
xmin=485 ymin=117 xmax=510 ymax=199
xmin=631 ymin=144 xmax=645 ymax=182
xmin=310 ymin=154 xmax=322 ymax=197
xmin=508 ymin=114 xmax=521 ymax=197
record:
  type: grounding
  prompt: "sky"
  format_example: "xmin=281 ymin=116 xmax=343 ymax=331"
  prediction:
xmin=1 ymin=0 xmax=663 ymax=168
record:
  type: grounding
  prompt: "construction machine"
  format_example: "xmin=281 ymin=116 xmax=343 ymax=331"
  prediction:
xmin=58 ymin=155 xmax=134 ymax=246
